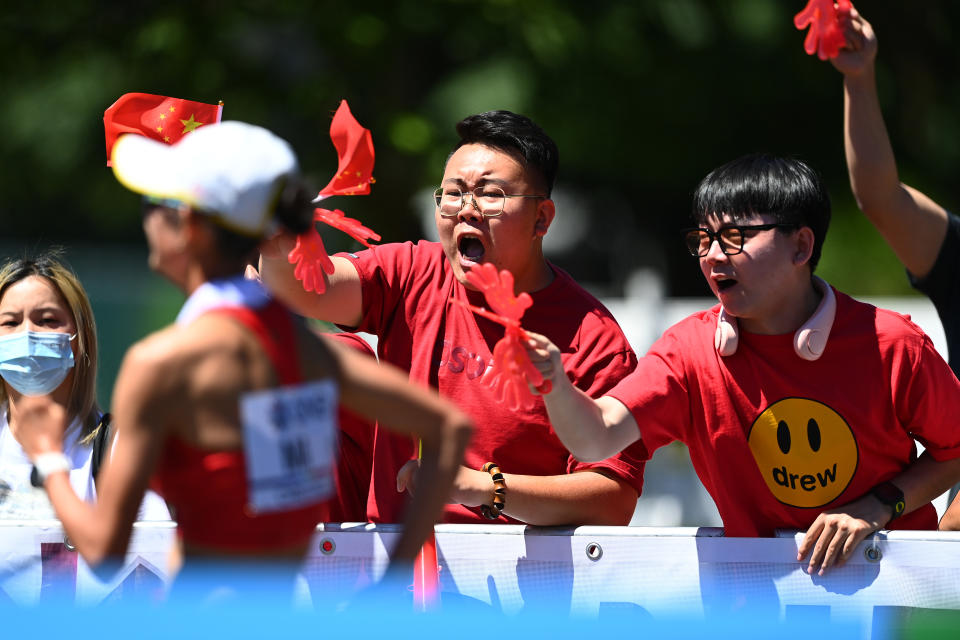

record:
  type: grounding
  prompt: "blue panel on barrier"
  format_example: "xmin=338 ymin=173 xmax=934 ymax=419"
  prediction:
xmin=2 ymin=521 xmax=959 ymax=639
xmin=1 ymin=598 xmax=866 ymax=640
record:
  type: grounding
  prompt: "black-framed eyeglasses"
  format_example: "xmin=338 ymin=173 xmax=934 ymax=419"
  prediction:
xmin=433 ymin=186 xmax=546 ymax=218
xmin=683 ymin=223 xmax=797 ymax=257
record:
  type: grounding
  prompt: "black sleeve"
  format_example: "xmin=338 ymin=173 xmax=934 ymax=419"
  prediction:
xmin=91 ymin=413 xmax=112 ymax=482
xmin=909 ymin=212 xmax=960 ymax=378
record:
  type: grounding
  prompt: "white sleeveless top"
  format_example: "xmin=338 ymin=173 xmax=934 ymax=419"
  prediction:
xmin=0 ymin=408 xmax=170 ymax=521
xmin=0 ymin=410 xmax=96 ymax=520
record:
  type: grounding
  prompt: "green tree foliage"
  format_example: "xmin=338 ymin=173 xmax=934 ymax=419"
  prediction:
xmin=2 ymin=0 xmax=958 ymax=296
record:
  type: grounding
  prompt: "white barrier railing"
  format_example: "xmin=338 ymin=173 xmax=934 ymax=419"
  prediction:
xmin=2 ymin=521 xmax=959 ymax=636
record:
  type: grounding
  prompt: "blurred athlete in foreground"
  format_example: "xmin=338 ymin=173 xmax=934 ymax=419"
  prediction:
xmin=17 ymin=121 xmax=471 ymax=597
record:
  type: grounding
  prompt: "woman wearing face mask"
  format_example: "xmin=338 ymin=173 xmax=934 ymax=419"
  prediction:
xmin=0 ymin=252 xmax=168 ymax=522
xmin=16 ymin=122 xmax=472 ymax=599
xmin=0 ymin=252 xmax=104 ymax=518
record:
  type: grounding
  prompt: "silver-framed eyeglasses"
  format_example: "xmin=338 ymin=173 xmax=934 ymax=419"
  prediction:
xmin=434 ymin=186 xmax=546 ymax=218
xmin=683 ymin=223 xmax=797 ymax=257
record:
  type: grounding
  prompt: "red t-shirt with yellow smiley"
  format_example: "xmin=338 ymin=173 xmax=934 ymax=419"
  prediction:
xmin=607 ymin=288 xmax=960 ymax=537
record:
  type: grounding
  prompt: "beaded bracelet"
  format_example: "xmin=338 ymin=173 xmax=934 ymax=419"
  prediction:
xmin=480 ymin=462 xmax=507 ymax=520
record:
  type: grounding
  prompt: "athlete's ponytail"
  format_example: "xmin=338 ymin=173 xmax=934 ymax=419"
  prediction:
xmin=273 ymin=176 xmax=315 ymax=236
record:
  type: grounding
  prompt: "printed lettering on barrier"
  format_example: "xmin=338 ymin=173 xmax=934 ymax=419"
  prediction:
xmin=240 ymin=380 xmax=338 ymax=513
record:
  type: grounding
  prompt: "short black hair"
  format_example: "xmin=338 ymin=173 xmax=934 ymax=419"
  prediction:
xmin=452 ymin=110 xmax=559 ymax=196
xmin=691 ymin=153 xmax=831 ymax=270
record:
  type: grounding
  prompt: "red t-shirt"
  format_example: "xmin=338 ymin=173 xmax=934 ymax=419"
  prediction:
xmin=342 ymin=241 xmax=643 ymax=523
xmin=607 ymin=289 xmax=960 ymax=537
xmin=321 ymin=332 xmax=376 ymax=523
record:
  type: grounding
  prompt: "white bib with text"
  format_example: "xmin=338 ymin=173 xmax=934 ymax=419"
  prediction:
xmin=240 ymin=380 xmax=338 ymax=513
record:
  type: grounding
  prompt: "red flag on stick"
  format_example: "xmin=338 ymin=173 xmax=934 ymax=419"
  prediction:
xmin=289 ymin=100 xmax=381 ymax=294
xmin=317 ymin=100 xmax=376 ymax=199
xmin=103 ymin=92 xmax=223 ymax=165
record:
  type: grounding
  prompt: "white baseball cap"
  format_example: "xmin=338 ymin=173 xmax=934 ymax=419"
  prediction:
xmin=111 ymin=121 xmax=299 ymax=237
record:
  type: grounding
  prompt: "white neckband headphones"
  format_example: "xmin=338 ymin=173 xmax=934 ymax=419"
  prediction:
xmin=715 ymin=276 xmax=836 ymax=361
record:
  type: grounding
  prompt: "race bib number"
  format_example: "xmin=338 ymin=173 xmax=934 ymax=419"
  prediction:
xmin=240 ymin=380 xmax=338 ymax=514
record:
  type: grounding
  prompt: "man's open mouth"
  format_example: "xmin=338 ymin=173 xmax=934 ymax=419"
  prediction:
xmin=716 ymin=278 xmax=737 ymax=292
xmin=458 ymin=236 xmax=485 ymax=262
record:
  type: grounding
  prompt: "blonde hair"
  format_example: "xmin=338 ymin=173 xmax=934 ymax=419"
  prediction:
xmin=0 ymin=250 xmax=102 ymax=439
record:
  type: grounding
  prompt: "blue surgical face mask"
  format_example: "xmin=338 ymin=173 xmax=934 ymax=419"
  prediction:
xmin=0 ymin=331 xmax=76 ymax=396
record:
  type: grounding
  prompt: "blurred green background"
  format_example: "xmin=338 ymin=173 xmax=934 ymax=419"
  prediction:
xmin=2 ymin=0 xmax=958 ymax=406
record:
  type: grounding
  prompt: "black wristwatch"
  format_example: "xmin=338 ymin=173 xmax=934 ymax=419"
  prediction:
xmin=870 ymin=481 xmax=905 ymax=521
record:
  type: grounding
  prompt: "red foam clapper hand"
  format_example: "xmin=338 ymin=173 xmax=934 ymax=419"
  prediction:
xmin=318 ymin=100 xmax=376 ymax=198
xmin=464 ymin=264 xmax=531 ymax=323
xmin=794 ymin=0 xmax=852 ymax=60
xmin=314 ymin=207 xmax=381 ymax=249
xmin=288 ymin=227 xmax=335 ymax=294
xmin=485 ymin=331 xmax=547 ymax=412
xmin=457 ymin=264 xmax=553 ymax=410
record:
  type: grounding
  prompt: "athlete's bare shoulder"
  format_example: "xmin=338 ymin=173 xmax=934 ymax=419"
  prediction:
xmin=113 ymin=324 xmax=196 ymax=425
xmin=123 ymin=316 xmax=253 ymax=392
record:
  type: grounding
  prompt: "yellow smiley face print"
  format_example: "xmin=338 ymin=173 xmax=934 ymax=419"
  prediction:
xmin=747 ymin=397 xmax=859 ymax=508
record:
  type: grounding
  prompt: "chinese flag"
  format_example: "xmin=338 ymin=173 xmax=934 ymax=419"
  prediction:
xmin=317 ymin=100 xmax=375 ymax=198
xmin=103 ymin=92 xmax=223 ymax=165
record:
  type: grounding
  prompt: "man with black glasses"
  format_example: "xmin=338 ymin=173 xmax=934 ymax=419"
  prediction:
xmin=524 ymin=153 xmax=960 ymax=573
xmin=260 ymin=110 xmax=644 ymax=526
